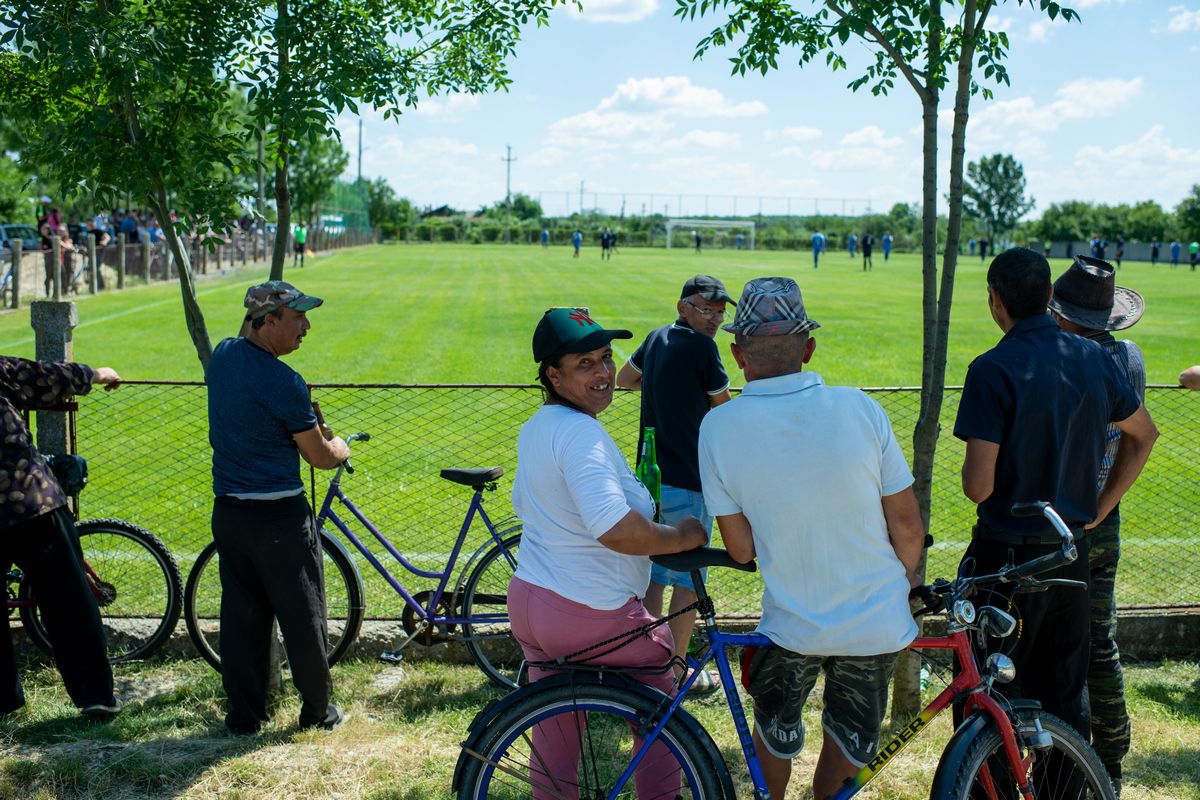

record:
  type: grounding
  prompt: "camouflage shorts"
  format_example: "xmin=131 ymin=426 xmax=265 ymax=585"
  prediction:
xmin=742 ymin=646 xmax=897 ymax=765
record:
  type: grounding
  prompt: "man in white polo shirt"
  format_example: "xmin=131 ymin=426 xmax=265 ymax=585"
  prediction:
xmin=698 ymin=276 xmax=925 ymax=800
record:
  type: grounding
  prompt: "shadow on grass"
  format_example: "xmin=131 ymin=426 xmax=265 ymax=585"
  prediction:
xmin=1129 ymin=665 xmax=1200 ymax=723
xmin=1124 ymin=745 xmax=1200 ymax=794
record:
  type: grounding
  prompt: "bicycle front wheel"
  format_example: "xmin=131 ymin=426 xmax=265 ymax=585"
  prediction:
xmin=932 ymin=711 xmax=1116 ymax=800
xmin=19 ymin=518 xmax=183 ymax=663
xmin=456 ymin=678 xmax=729 ymax=800
xmin=460 ymin=528 xmax=522 ymax=690
xmin=183 ymin=534 xmax=364 ymax=672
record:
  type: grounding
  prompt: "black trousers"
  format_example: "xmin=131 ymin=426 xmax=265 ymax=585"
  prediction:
xmin=1 ymin=507 xmax=116 ymax=714
xmin=963 ymin=535 xmax=1092 ymax=739
xmin=213 ymin=494 xmax=335 ymax=731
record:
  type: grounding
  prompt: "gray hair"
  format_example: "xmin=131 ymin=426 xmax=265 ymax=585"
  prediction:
xmin=734 ymin=332 xmax=809 ymax=377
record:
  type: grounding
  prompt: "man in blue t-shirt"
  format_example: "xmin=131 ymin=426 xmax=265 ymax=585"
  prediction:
xmin=954 ymin=248 xmax=1156 ymax=741
xmin=811 ymin=231 xmax=825 ymax=269
xmin=882 ymin=231 xmax=892 ymax=261
xmin=616 ymin=274 xmax=733 ymax=695
xmin=206 ymin=281 xmax=351 ymax=735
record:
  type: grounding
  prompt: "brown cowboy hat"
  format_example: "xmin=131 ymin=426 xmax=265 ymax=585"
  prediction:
xmin=1048 ymin=256 xmax=1143 ymax=331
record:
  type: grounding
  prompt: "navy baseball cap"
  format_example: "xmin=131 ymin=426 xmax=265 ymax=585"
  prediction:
xmin=681 ymin=274 xmax=736 ymax=304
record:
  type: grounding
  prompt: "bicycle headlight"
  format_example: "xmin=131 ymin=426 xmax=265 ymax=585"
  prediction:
xmin=979 ymin=605 xmax=1017 ymax=638
xmin=985 ymin=653 xmax=1016 ymax=684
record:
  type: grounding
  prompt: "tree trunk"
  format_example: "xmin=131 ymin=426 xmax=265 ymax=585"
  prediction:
xmin=894 ymin=0 xmax=942 ymax=722
xmin=146 ymin=176 xmax=213 ymax=370
xmin=269 ymin=0 xmax=291 ymax=282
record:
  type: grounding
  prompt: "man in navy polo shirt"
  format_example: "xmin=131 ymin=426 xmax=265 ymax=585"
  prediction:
xmin=207 ymin=281 xmax=351 ymax=735
xmin=616 ymin=274 xmax=733 ymax=695
xmin=954 ymin=248 xmax=1157 ymax=741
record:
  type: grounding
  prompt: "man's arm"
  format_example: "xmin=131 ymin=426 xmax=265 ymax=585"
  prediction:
xmin=1092 ymin=405 xmax=1158 ymax=527
xmin=293 ymin=426 xmax=351 ymax=469
xmin=615 ymin=361 xmax=642 ymax=390
xmin=597 ymin=510 xmax=707 ymax=555
xmin=881 ymin=487 xmax=925 ymax=587
xmin=708 ymin=388 xmax=732 ymax=408
xmin=713 ymin=512 xmax=755 ymax=563
xmin=1180 ymin=365 xmax=1200 ymax=390
xmin=961 ymin=438 xmax=1000 ymax=504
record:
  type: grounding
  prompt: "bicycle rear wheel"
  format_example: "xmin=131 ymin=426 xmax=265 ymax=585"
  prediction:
xmin=456 ymin=677 xmax=730 ymax=799
xmin=932 ymin=711 xmax=1116 ymax=800
xmin=183 ymin=533 xmax=364 ymax=672
xmin=19 ymin=518 xmax=183 ymax=663
xmin=460 ymin=528 xmax=521 ymax=690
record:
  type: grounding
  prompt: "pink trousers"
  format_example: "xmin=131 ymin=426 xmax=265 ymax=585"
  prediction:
xmin=508 ymin=576 xmax=679 ymax=799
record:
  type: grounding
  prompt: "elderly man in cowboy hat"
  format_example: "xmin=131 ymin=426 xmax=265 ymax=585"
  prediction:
xmin=1048 ymin=256 xmax=1147 ymax=792
xmin=954 ymin=248 xmax=1157 ymax=759
xmin=697 ymin=277 xmax=926 ymax=800
xmin=206 ymin=281 xmax=350 ymax=735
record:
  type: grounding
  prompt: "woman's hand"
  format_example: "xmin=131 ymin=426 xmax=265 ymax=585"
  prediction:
xmin=599 ymin=510 xmax=708 ymax=556
xmin=92 ymin=367 xmax=122 ymax=391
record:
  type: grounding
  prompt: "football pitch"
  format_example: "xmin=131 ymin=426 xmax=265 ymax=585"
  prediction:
xmin=1 ymin=242 xmax=1197 ymax=386
xmin=0 ymin=243 xmax=1197 ymax=610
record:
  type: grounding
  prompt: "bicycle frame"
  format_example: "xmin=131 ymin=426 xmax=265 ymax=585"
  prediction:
xmin=315 ymin=461 xmax=515 ymax=628
xmin=603 ymin=622 xmax=1032 ymax=800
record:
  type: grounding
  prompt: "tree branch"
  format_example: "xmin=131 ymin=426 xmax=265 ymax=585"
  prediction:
xmin=830 ymin=0 xmax=929 ymax=101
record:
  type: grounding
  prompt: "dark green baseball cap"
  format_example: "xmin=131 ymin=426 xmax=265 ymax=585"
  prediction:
xmin=532 ymin=308 xmax=632 ymax=363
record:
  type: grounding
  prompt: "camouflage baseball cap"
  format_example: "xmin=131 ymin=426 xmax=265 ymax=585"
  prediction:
xmin=243 ymin=281 xmax=323 ymax=319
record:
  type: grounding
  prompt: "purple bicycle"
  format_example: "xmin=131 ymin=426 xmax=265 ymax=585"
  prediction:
xmin=183 ymin=432 xmax=523 ymax=689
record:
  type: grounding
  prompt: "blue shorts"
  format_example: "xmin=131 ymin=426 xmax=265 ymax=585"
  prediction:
xmin=649 ymin=485 xmax=713 ymax=590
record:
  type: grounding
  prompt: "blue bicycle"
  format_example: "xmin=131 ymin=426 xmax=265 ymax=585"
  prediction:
xmin=454 ymin=502 xmax=1115 ymax=799
xmin=184 ymin=432 xmax=524 ymax=688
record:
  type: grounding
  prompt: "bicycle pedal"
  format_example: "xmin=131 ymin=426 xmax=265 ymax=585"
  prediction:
xmin=378 ymin=649 xmax=405 ymax=665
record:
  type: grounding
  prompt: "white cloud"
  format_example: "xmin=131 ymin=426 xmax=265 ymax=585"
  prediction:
xmin=598 ymin=76 xmax=768 ymax=119
xmin=547 ymin=109 xmax=674 ymax=151
xmin=1074 ymin=125 xmax=1200 ymax=175
xmin=808 ymin=125 xmax=904 ymax=169
xmin=1166 ymin=5 xmax=1200 ymax=32
xmin=1073 ymin=0 xmax=1127 ymax=7
xmin=967 ymin=76 xmax=1143 ymax=145
xmin=658 ymin=130 xmax=742 ymax=151
xmin=763 ymin=126 xmax=822 ymax=143
xmin=411 ymin=94 xmax=480 ymax=117
xmin=1027 ymin=16 xmax=1069 ymax=43
xmin=568 ymin=0 xmax=659 ymax=24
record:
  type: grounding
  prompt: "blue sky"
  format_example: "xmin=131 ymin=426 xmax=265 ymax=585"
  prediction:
xmin=335 ymin=1 xmax=1200 ymax=219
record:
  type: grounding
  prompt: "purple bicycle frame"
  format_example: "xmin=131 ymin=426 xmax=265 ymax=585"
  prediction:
xmin=316 ymin=469 xmax=514 ymax=627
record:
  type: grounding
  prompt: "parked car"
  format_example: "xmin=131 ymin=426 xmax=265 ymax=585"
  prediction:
xmin=0 ymin=223 xmax=41 ymax=252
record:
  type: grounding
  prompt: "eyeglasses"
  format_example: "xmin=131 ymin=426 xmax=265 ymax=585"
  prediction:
xmin=684 ymin=300 xmax=726 ymax=320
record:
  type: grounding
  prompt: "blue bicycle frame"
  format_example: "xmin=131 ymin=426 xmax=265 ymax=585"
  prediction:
xmin=315 ymin=458 xmax=517 ymax=630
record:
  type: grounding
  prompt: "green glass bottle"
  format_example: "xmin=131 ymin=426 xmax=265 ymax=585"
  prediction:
xmin=636 ymin=427 xmax=662 ymax=522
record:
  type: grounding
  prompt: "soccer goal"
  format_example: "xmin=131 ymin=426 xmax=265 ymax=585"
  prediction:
xmin=664 ymin=218 xmax=756 ymax=250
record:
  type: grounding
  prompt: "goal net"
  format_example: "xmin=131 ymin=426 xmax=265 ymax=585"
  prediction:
xmin=664 ymin=219 xmax=756 ymax=250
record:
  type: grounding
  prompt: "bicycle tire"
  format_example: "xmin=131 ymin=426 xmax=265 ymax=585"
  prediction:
xmin=931 ymin=710 xmax=1116 ymax=800
xmin=183 ymin=533 xmax=364 ymax=672
xmin=455 ymin=675 xmax=730 ymax=800
xmin=460 ymin=528 xmax=522 ymax=690
xmin=18 ymin=518 xmax=183 ymax=663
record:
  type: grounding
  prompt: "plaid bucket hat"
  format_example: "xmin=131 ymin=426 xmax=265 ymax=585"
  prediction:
xmin=723 ymin=277 xmax=820 ymax=336
xmin=244 ymin=281 xmax=324 ymax=319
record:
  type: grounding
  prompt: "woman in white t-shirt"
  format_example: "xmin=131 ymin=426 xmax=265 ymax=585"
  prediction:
xmin=508 ymin=308 xmax=708 ymax=798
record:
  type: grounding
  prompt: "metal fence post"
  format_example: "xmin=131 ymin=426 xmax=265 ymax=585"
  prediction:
xmin=29 ymin=301 xmax=77 ymax=456
xmin=87 ymin=234 xmax=98 ymax=294
xmin=10 ymin=239 xmax=21 ymax=309
xmin=117 ymin=232 xmax=126 ymax=289
xmin=140 ymin=236 xmax=150 ymax=281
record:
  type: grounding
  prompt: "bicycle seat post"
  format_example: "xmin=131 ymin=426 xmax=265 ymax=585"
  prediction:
xmin=691 ymin=570 xmax=718 ymax=631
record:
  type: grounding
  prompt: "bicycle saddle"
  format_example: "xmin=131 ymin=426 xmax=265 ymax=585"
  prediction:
xmin=651 ymin=546 xmax=757 ymax=573
xmin=440 ymin=467 xmax=504 ymax=487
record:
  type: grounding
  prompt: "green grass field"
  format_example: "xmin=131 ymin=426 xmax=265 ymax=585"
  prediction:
xmin=1 ymin=244 xmax=1198 ymax=612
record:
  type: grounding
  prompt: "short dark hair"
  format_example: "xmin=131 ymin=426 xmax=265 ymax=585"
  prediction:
xmin=249 ymin=308 xmax=282 ymax=330
xmin=987 ymin=247 xmax=1051 ymax=320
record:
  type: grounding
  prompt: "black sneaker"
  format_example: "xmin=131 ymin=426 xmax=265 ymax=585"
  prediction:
xmin=81 ymin=700 xmax=122 ymax=720
xmin=303 ymin=705 xmax=346 ymax=732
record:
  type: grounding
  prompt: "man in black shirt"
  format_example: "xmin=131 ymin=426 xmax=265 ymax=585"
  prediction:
xmin=617 ymin=274 xmax=733 ymax=694
xmin=954 ymin=247 xmax=1157 ymax=740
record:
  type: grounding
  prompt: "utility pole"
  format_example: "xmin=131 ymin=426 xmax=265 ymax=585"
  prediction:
xmin=579 ymin=180 xmax=585 ymax=214
xmin=357 ymin=119 xmax=363 ymax=186
xmin=502 ymin=145 xmax=517 ymax=207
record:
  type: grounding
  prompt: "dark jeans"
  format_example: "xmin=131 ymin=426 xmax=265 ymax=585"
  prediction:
xmin=0 ymin=507 xmax=116 ymax=714
xmin=962 ymin=534 xmax=1092 ymax=739
xmin=212 ymin=494 xmax=335 ymax=731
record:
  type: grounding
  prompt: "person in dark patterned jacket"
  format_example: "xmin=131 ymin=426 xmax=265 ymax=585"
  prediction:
xmin=0 ymin=355 xmax=123 ymax=718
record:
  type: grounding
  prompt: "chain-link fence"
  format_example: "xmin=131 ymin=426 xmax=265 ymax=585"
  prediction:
xmin=73 ymin=383 xmax=1200 ymax=620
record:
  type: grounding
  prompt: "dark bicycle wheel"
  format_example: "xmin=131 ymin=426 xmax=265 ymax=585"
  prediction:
xmin=460 ymin=528 xmax=522 ymax=690
xmin=931 ymin=710 xmax=1116 ymax=800
xmin=455 ymin=674 xmax=731 ymax=800
xmin=183 ymin=533 xmax=364 ymax=672
xmin=18 ymin=518 xmax=183 ymax=663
